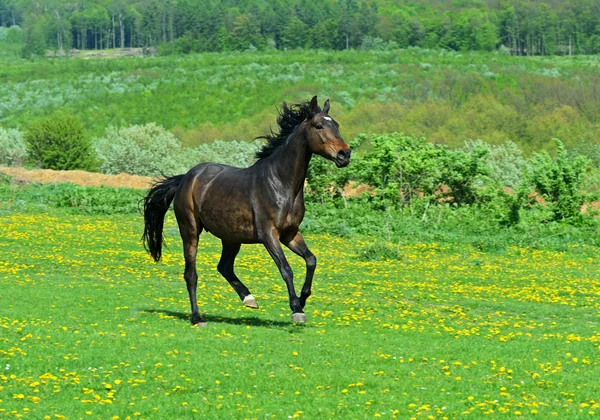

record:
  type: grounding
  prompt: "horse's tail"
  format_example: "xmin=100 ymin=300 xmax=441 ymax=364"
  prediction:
xmin=142 ymin=174 xmax=185 ymax=262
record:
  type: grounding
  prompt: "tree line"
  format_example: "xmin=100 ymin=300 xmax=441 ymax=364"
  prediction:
xmin=1 ymin=0 xmax=600 ymax=56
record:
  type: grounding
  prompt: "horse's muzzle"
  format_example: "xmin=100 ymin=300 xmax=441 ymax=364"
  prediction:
xmin=335 ymin=149 xmax=351 ymax=167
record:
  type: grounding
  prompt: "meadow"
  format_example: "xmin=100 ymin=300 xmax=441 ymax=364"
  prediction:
xmin=1 ymin=45 xmax=600 ymax=419
xmin=1 ymin=49 xmax=600 ymax=153
xmin=1 ymin=191 xmax=600 ymax=418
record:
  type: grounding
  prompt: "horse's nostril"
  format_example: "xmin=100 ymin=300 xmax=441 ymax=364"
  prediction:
xmin=338 ymin=149 xmax=351 ymax=159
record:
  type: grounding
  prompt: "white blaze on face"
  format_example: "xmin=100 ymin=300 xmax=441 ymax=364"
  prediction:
xmin=323 ymin=117 xmax=332 ymax=121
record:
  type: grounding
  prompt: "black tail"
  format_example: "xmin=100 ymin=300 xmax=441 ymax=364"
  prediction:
xmin=142 ymin=174 xmax=185 ymax=262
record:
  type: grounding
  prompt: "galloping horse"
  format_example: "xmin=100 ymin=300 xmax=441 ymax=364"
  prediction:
xmin=142 ymin=96 xmax=351 ymax=325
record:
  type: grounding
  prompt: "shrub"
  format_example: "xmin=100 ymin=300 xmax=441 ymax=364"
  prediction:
xmin=352 ymin=134 xmax=443 ymax=207
xmin=0 ymin=127 xmax=27 ymax=166
xmin=94 ymin=124 xmax=260 ymax=176
xmin=189 ymin=140 xmax=260 ymax=168
xmin=352 ymin=133 xmax=489 ymax=208
xmin=528 ymin=139 xmax=595 ymax=223
xmin=438 ymin=145 xmax=491 ymax=206
xmin=497 ymin=45 xmax=511 ymax=56
xmin=569 ymin=140 xmax=600 ymax=168
xmin=463 ymin=140 xmax=527 ymax=188
xmin=94 ymin=123 xmax=185 ymax=176
xmin=360 ymin=36 xmax=398 ymax=51
xmin=25 ymin=114 xmax=96 ymax=171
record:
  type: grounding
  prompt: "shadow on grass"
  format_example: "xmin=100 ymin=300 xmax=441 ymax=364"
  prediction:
xmin=142 ymin=309 xmax=299 ymax=328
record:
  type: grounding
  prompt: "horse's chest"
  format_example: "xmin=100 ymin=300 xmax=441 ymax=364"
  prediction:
xmin=280 ymin=198 xmax=305 ymax=229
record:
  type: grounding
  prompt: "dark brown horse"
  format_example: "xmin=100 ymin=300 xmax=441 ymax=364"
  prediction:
xmin=142 ymin=96 xmax=350 ymax=325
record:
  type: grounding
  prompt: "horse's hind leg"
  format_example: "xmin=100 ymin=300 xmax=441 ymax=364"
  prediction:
xmin=176 ymin=209 xmax=205 ymax=326
xmin=218 ymin=241 xmax=257 ymax=309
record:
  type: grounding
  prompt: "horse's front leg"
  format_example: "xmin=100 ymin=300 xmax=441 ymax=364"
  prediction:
xmin=283 ymin=232 xmax=316 ymax=310
xmin=263 ymin=229 xmax=305 ymax=322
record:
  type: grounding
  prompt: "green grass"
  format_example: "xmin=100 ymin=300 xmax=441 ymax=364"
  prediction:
xmin=1 ymin=204 xmax=599 ymax=418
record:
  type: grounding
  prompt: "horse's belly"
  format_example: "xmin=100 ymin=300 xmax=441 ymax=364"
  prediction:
xmin=199 ymin=201 xmax=257 ymax=243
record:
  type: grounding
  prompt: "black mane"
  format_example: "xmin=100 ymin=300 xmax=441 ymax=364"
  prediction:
xmin=255 ymin=101 xmax=320 ymax=160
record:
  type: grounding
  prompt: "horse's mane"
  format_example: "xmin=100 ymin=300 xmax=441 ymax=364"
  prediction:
xmin=255 ymin=101 xmax=320 ymax=160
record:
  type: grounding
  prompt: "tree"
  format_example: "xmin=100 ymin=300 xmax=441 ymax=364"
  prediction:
xmin=308 ymin=18 xmax=338 ymax=49
xmin=25 ymin=114 xmax=96 ymax=171
xmin=338 ymin=0 xmax=359 ymax=49
xmin=232 ymin=13 xmax=262 ymax=50
xmin=281 ymin=16 xmax=308 ymax=49
xmin=22 ymin=13 xmax=49 ymax=57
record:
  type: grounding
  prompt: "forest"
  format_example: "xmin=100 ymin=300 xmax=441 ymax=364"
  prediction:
xmin=1 ymin=0 xmax=600 ymax=57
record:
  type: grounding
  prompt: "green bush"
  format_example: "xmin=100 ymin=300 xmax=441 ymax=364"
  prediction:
xmin=352 ymin=133 xmax=489 ymax=208
xmin=352 ymin=134 xmax=443 ymax=207
xmin=463 ymin=140 xmax=527 ymax=188
xmin=438 ymin=145 xmax=490 ymax=206
xmin=528 ymin=139 xmax=595 ymax=223
xmin=190 ymin=140 xmax=260 ymax=168
xmin=0 ymin=127 xmax=27 ymax=166
xmin=94 ymin=123 xmax=186 ymax=176
xmin=94 ymin=124 xmax=260 ymax=176
xmin=25 ymin=114 xmax=96 ymax=171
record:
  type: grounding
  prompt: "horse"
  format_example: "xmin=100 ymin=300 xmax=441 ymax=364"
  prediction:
xmin=142 ymin=96 xmax=351 ymax=326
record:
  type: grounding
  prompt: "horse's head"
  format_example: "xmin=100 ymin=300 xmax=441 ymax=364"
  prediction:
xmin=303 ymin=96 xmax=351 ymax=168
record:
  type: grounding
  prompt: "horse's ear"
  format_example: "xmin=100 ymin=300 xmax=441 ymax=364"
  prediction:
xmin=309 ymin=96 xmax=319 ymax=114
xmin=323 ymin=99 xmax=330 ymax=114
xmin=282 ymin=101 xmax=289 ymax=111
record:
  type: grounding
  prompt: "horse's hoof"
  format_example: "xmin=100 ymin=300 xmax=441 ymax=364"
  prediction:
xmin=243 ymin=294 xmax=259 ymax=309
xmin=193 ymin=322 xmax=208 ymax=328
xmin=291 ymin=312 xmax=307 ymax=323
xmin=191 ymin=313 xmax=206 ymax=326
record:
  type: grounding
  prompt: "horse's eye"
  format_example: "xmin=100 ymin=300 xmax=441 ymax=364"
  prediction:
xmin=316 ymin=124 xmax=324 ymax=130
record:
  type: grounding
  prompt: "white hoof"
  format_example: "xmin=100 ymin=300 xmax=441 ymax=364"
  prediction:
xmin=291 ymin=313 xmax=307 ymax=323
xmin=243 ymin=294 xmax=258 ymax=309
xmin=193 ymin=322 xmax=208 ymax=328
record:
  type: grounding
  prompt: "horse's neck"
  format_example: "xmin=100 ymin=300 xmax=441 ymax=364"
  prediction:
xmin=270 ymin=129 xmax=311 ymax=197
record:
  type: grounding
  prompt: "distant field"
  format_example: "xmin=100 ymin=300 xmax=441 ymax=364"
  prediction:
xmin=1 ymin=207 xmax=599 ymax=418
xmin=1 ymin=50 xmax=600 ymax=152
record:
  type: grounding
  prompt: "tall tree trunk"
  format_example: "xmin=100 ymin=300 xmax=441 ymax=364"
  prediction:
xmin=541 ymin=33 xmax=545 ymax=55
xmin=119 ymin=13 xmax=125 ymax=48
xmin=54 ymin=10 xmax=62 ymax=53
xmin=515 ymin=18 xmax=520 ymax=55
xmin=569 ymin=36 xmax=572 ymax=55
xmin=112 ymin=13 xmax=116 ymax=48
xmin=162 ymin=5 xmax=167 ymax=43
xmin=168 ymin=10 xmax=174 ymax=43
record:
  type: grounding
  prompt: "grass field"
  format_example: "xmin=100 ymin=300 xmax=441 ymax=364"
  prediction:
xmin=1 ymin=206 xmax=599 ymax=418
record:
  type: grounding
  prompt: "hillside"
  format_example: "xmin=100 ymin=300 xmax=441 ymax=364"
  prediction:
xmin=1 ymin=50 xmax=600 ymax=154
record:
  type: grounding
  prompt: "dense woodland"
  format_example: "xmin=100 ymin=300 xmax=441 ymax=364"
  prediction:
xmin=1 ymin=0 xmax=600 ymax=56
